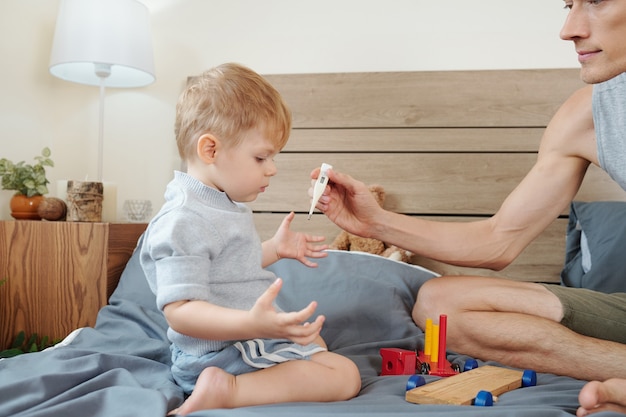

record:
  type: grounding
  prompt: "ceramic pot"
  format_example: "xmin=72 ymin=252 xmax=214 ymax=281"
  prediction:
xmin=10 ymin=194 xmax=44 ymax=220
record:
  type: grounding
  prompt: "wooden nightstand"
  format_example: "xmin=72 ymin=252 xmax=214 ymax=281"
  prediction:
xmin=0 ymin=221 xmax=147 ymax=349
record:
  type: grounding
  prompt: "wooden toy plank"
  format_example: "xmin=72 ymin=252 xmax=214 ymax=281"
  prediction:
xmin=405 ymin=365 xmax=523 ymax=405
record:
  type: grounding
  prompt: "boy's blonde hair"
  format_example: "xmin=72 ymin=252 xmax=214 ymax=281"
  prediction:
xmin=175 ymin=63 xmax=292 ymax=161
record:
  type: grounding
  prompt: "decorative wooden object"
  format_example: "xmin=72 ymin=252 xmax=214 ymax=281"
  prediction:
xmin=0 ymin=221 xmax=147 ymax=349
xmin=37 ymin=197 xmax=67 ymax=221
xmin=66 ymin=180 xmax=103 ymax=222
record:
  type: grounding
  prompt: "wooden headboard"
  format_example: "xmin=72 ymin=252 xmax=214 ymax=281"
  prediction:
xmin=250 ymin=69 xmax=626 ymax=283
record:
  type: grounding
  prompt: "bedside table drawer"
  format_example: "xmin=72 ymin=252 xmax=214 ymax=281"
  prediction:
xmin=0 ymin=221 xmax=146 ymax=349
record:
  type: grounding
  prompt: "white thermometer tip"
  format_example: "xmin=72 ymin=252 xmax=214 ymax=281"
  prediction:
xmin=308 ymin=163 xmax=332 ymax=220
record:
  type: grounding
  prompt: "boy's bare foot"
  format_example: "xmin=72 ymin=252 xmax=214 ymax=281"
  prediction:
xmin=577 ymin=379 xmax=626 ymax=416
xmin=169 ymin=367 xmax=236 ymax=416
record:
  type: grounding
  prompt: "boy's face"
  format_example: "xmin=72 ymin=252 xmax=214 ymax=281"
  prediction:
xmin=560 ymin=0 xmax=626 ymax=84
xmin=209 ymin=128 xmax=280 ymax=203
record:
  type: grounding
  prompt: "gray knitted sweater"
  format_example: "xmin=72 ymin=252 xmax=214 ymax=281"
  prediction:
xmin=140 ymin=171 xmax=277 ymax=356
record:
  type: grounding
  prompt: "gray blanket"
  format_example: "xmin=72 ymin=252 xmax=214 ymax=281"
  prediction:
xmin=0 ymin=244 xmax=603 ymax=416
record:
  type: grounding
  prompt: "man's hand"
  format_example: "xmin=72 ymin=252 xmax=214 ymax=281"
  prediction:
xmin=309 ymin=167 xmax=383 ymax=238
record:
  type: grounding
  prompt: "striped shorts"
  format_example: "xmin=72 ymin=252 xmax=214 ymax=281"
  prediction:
xmin=171 ymin=338 xmax=327 ymax=394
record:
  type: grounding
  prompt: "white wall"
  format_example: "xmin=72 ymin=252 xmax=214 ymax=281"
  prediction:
xmin=0 ymin=0 xmax=579 ymax=221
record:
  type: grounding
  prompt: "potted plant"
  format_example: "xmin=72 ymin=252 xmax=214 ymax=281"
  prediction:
xmin=0 ymin=147 xmax=54 ymax=220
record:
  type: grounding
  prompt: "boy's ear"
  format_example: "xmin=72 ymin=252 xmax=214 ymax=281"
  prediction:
xmin=197 ymin=134 xmax=219 ymax=163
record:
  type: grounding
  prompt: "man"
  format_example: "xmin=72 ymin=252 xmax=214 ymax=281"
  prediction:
xmin=310 ymin=1 xmax=626 ymax=415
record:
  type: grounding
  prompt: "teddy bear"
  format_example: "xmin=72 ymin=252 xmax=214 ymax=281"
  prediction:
xmin=329 ymin=184 xmax=413 ymax=263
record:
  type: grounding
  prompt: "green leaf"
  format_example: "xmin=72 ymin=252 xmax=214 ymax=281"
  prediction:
xmin=26 ymin=333 xmax=38 ymax=348
xmin=0 ymin=348 xmax=24 ymax=358
xmin=10 ymin=331 xmax=25 ymax=349
xmin=0 ymin=148 xmax=53 ymax=196
xmin=2 ymin=331 xmax=58 ymax=357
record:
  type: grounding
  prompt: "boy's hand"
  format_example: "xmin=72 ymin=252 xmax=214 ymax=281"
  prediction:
xmin=249 ymin=278 xmax=324 ymax=346
xmin=271 ymin=211 xmax=328 ymax=267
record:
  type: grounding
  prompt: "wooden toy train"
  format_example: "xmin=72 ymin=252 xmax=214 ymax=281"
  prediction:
xmin=380 ymin=314 xmax=537 ymax=407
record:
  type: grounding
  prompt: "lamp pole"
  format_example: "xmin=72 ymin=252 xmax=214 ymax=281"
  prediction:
xmin=95 ymin=63 xmax=111 ymax=183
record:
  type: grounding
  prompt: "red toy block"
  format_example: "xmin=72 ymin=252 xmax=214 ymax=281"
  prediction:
xmin=380 ymin=348 xmax=417 ymax=375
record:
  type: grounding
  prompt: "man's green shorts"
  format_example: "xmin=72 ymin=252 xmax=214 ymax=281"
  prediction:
xmin=543 ymin=284 xmax=626 ymax=344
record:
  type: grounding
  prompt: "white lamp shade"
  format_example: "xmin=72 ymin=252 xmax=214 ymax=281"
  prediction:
xmin=49 ymin=0 xmax=155 ymax=88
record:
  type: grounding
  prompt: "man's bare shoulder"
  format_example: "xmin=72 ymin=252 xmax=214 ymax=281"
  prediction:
xmin=539 ymin=85 xmax=597 ymax=166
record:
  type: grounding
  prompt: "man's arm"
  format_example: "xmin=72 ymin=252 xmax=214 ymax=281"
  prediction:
xmin=322 ymin=86 xmax=596 ymax=270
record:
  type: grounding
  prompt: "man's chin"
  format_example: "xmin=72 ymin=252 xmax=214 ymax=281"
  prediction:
xmin=579 ymin=66 xmax=624 ymax=84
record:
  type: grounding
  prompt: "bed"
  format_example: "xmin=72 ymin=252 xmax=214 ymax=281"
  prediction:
xmin=0 ymin=244 xmax=595 ymax=417
xmin=2 ymin=68 xmax=626 ymax=416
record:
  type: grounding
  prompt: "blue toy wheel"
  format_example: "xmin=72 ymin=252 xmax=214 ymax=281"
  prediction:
xmin=474 ymin=390 xmax=494 ymax=406
xmin=406 ymin=374 xmax=426 ymax=391
xmin=463 ymin=359 xmax=479 ymax=372
xmin=522 ymin=369 xmax=537 ymax=387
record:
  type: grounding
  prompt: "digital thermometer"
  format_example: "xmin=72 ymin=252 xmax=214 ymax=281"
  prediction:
xmin=308 ymin=163 xmax=332 ymax=220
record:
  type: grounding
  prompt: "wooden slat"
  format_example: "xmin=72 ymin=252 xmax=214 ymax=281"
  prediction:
xmin=251 ymin=154 xmax=626 ymax=215
xmin=254 ymin=212 xmax=340 ymax=243
xmin=285 ymin=128 xmax=545 ymax=152
xmin=265 ymin=69 xmax=584 ymax=128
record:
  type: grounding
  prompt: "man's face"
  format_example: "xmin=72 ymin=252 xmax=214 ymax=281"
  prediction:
xmin=560 ymin=0 xmax=626 ymax=84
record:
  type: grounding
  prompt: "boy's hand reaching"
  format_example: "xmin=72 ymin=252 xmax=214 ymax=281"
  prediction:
xmin=249 ymin=278 xmax=325 ymax=346
xmin=267 ymin=211 xmax=328 ymax=268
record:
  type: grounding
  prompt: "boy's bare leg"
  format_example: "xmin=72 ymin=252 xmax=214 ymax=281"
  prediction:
xmin=412 ymin=276 xmax=626 ymax=381
xmin=577 ymin=379 xmax=626 ymax=416
xmin=171 ymin=351 xmax=360 ymax=415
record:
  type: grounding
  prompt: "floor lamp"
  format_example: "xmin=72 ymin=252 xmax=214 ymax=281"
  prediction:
xmin=48 ymin=0 xmax=155 ymax=220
